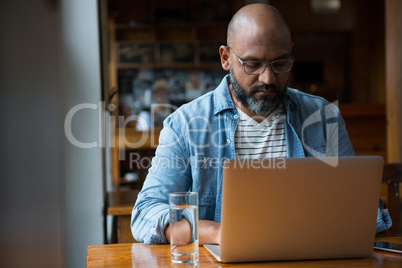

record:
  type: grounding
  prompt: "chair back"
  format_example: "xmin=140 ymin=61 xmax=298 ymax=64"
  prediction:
xmin=382 ymin=163 xmax=402 ymax=235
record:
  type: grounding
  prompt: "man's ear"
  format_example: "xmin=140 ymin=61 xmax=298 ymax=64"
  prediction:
xmin=219 ymin=45 xmax=231 ymax=71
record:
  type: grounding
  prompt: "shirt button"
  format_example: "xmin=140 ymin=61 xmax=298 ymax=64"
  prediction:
xmin=227 ymin=139 xmax=231 ymax=144
xmin=234 ymin=114 xmax=239 ymax=119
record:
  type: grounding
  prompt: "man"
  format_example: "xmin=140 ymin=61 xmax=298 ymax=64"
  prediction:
xmin=131 ymin=3 xmax=390 ymax=245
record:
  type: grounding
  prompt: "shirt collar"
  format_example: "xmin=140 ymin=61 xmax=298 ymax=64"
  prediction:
xmin=283 ymin=88 xmax=298 ymax=111
xmin=213 ymin=75 xmax=236 ymax=115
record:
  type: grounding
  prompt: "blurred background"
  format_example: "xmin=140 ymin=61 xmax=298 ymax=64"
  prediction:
xmin=106 ymin=0 xmax=388 ymax=201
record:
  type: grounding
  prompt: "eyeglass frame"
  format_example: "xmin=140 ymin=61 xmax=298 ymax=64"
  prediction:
xmin=227 ymin=46 xmax=295 ymax=75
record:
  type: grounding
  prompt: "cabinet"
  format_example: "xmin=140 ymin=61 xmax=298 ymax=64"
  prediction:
xmin=110 ymin=0 xmax=243 ymax=69
xmin=108 ymin=0 xmax=243 ymax=190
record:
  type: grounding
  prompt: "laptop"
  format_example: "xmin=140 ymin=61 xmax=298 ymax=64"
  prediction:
xmin=204 ymin=156 xmax=384 ymax=263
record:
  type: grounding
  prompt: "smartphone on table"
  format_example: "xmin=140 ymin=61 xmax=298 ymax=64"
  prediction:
xmin=374 ymin=241 xmax=402 ymax=254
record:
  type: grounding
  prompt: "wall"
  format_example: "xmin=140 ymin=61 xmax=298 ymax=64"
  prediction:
xmin=0 ymin=0 xmax=104 ymax=267
xmin=0 ymin=1 xmax=62 ymax=267
xmin=58 ymin=0 xmax=105 ymax=267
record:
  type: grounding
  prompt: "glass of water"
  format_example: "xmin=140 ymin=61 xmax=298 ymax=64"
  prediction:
xmin=169 ymin=192 xmax=199 ymax=264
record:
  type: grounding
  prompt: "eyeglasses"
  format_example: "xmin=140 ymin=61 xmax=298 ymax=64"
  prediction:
xmin=228 ymin=46 xmax=294 ymax=75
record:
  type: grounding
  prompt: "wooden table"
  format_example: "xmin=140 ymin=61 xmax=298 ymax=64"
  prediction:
xmin=107 ymin=190 xmax=139 ymax=243
xmin=88 ymin=237 xmax=402 ymax=267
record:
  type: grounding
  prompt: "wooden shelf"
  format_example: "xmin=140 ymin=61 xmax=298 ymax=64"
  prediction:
xmin=114 ymin=23 xmax=152 ymax=30
xmin=156 ymin=23 xmax=192 ymax=29
xmin=115 ymin=127 xmax=161 ymax=150
xmin=117 ymin=63 xmax=221 ymax=70
xmin=107 ymin=189 xmax=139 ymax=216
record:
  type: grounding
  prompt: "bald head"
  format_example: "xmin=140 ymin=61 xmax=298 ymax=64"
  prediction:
xmin=227 ymin=4 xmax=291 ymax=47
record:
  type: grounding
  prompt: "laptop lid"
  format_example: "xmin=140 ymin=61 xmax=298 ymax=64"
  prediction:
xmin=205 ymin=156 xmax=383 ymax=263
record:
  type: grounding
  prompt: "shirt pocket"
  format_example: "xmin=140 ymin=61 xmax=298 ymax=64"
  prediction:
xmin=190 ymin=156 xmax=218 ymax=218
xmin=199 ymin=193 xmax=216 ymax=220
xmin=191 ymin=155 xmax=220 ymax=183
xmin=304 ymin=143 xmax=328 ymax=157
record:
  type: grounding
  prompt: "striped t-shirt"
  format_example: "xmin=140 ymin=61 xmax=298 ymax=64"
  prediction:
xmin=234 ymin=105 xmax=287 ymax=159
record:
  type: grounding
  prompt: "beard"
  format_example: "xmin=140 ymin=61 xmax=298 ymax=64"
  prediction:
xmin=229 ymin=65 xmax=287 ymax=116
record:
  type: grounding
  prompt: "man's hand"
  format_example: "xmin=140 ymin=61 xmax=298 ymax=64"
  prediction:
xmin=165 ymin=220 xmax=221 ymax=245
xmin=199 ymin=220 xmax=221 ymax=245
xmin=165 ymin=218 xmax=192 ymax=246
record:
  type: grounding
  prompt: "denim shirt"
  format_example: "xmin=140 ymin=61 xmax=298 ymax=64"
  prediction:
xmin=131 ymin=75 xmax=391 ymax=244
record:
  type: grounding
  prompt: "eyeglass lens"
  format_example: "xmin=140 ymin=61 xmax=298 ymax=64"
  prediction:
xmin=244 ymin=60 xmax=293 ymax=75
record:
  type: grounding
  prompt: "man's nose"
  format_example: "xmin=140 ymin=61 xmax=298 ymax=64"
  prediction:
xmin=258 ymin=65 xmax=276 ymax=85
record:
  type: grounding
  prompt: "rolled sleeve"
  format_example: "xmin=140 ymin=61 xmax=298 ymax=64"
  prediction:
xmin=131 ymin=113 xmax=192 ymax=244
xmin=376 ymin=199 xmax=393 ymax=233
xmin=131 ymin=193 xmax=170 ymax=244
